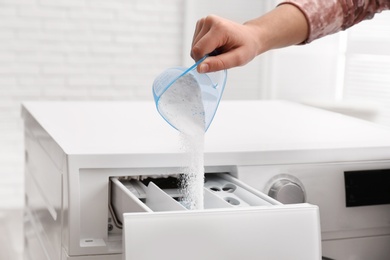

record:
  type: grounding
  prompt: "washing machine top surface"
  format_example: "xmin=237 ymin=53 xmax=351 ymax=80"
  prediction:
xmin=22 ymin=100 xmax=390 ymax=165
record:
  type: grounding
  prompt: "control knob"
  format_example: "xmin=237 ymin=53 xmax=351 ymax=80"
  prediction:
xmin=268 ymin=177 xmax=306 ymax=204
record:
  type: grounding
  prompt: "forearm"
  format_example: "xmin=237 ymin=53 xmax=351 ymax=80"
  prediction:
xmin=280 ymin=0 xmax=390 ymax=43
xmin=243 ymin=4 xmax=309 ymax=55
xmin=190 ymin=0 xmax=390 ymax=72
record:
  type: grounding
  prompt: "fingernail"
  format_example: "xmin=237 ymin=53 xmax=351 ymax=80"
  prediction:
xmin=198 ymin=63 xmax=209 ymax=73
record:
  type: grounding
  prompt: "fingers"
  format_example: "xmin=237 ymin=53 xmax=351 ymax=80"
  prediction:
xmin=191 ymin=15 xmax=223 ymax=61
xmin=191 ymin=17 xmax=206 ymax=52
xmin=192 ymin=33 xmax=222 ymax=62
xmin=191 ymin=15 xmax=258 ymax=73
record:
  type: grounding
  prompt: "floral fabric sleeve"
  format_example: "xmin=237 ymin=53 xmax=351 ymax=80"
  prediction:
xmin=279 ymin=0 xmax=390 ymax=43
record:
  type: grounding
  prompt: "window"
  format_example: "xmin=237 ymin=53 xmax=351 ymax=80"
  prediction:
xmin=343 ymin=11 xmax=390 ymax=126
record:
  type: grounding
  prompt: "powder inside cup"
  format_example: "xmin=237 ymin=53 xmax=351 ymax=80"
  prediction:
xmin=158 ymin=73 xmax=205 ymax=210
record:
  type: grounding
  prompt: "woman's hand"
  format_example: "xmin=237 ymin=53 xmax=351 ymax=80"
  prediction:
xmin=191 ymin=4 xmax=309 ymax=73
xmin=191 ymin=15 xmax=261 ymax=73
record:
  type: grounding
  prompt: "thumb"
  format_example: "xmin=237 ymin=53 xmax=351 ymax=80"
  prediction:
xmin=197 ymin=56 xmax=226 ymax=73
xmin=197 ymin=51 xmax=250 ymax=73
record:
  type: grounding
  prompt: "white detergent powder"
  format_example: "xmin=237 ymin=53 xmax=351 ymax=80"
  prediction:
xmin=158 ymin=73 xmax=205 ymax=210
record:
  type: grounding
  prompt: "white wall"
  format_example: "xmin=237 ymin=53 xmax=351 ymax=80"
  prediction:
xmin=268 ymin=11 xmax=390 ymax=126
xmin=266 ymin=33 xmax=344 ymax=101
xmin=2 ymin=0 xmax=389 ymax=208
xmin=0 ymin=0 xmax=273 ymax=209
xmin=0 ymin=0 xmax=184 ymax=208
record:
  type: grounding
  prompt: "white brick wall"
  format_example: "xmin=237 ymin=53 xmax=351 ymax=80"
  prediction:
xmin=0 ymin=0 xmax=184 ymax=208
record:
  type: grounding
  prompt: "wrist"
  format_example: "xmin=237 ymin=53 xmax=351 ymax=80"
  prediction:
xmin=244 ymin=4 xmax=309 ymax=55
xmin=243 ymin=19 xmax=272 ymax=56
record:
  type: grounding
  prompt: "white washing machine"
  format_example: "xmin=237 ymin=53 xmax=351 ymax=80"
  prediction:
xmin=22 ymin=100 xmax=390 ymax=260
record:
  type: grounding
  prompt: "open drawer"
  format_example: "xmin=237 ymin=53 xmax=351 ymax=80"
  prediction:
xmin=111 ymin=173 xmax=321 ymax=260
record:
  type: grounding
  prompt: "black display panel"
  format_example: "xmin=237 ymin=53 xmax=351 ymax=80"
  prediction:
xmin=344 ymin=169 xmax=390 ymax=207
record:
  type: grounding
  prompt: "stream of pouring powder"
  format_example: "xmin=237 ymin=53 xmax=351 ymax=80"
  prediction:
xmin=158 ymin=73 xmax=205 ymax=210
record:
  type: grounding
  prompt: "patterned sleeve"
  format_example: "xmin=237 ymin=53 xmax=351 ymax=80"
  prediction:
xmin=278 ymin=0 xmax=390 ymax=43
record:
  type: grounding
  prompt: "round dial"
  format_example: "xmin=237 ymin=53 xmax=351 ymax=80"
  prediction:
xmin=267 ymin=175 xmax=306 ymax=204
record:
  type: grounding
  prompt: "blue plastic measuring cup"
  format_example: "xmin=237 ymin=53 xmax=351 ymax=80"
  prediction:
xmin=152 ymin=56 xmax=227 ymax=132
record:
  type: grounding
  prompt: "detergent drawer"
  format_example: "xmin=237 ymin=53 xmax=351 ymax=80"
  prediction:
xmin=111 ymin=173 xmax=322 ymax=260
